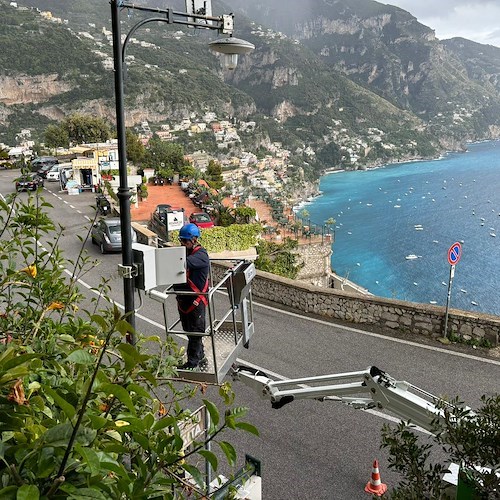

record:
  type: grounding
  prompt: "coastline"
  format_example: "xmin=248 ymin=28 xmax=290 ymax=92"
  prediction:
xmin=282 ymin=139 xmax=500 ymax=301
xmin=292 ymin=138 xmax=500 ymax=212
xmin=304 ymin=140 xmax=500 ymax=313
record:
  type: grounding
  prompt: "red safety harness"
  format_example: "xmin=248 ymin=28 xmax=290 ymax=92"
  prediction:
xmin=177 ymin=246 xmax=209 ymax=314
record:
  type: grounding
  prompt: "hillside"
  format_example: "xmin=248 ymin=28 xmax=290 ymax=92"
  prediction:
xmin=229 ymin=0 xmax=500 ymax=146
xmin=2 ymin=0 xmax=500 ymax=176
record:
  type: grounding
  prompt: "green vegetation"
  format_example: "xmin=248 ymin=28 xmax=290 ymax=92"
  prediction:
xmin=126 ymin=129 xmax=145 ymax=165
xmin=44 ymin=114 xmax=111 ymax=148
xmin=255 ymin=238 xmax=303 ymax=279
xmin=204 ymin=160 xmax=224 ymax=190
xmin=0 ymin=192 xmax=257 ymax=498
xmin=173 ymin=224 xmax=261 ymax=254
xmin=381 ymin=395 xmax=500 ymax=498
xmin=143 ymin=137 xmax=186 ymax=172
xmin=0 ymin=6 xmax=101 ymax=76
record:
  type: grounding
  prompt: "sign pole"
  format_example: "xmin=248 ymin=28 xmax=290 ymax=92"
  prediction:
xmin=443 ymin=264 xmax=455 ymax=339
xmin=442 ymin=241 xmax=462 ymax=339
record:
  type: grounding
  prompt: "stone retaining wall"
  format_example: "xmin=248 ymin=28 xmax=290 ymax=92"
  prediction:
xmin=212 ymin=263 xmax=499 ymax=346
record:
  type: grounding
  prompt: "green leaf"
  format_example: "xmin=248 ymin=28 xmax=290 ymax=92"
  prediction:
xmin=3 ymin=353 xmax=38 ymax=371
xmin=137 ymin=370 xmax=157 ymax=387
xmin=90 ymin=314 xmax=108 ymax=329
xmin=0 ymin=366 xmax=31 ymax=385
xmin=152 ymin=415 xmax=176 ymax=433
xmin=88 ymin=415 xmax=109 ymax=431
xmin=100 ymin=383 xmax=136 ymax=415
xmin=59 ymin=487 xmax=107 ymax=499
xmin=225 ymin=413 xmax=236 ymax=430
xmin=65 ymin=349 xmax=95 ymax=365
xmin=75 ymin=444 xmax=101 ymax=476
xmin=117 ymin=343 xmax=142 ymax=371
xmin=218 ymin=441 xmax=236 ymax=466
xmin=127 ymin=383 xmax=151 ymax=400
xmin=234 ymin=422 xmax=259 ymax=436
xmin=44 ymin=422 xmax=96 ymax=447
xmin=181 ymin=464 xmax=204 ymax=489
xmin=16 ymin=485 xmax=39 ymax=500
xmin=115 ymin=319 xmax=132 ymax=336
xmin=36 ymin=447 xmax=56 ymax=478
xmin=202 ymin=399 xmax=219 ymax=427
xmin=198 ymin=449 xmax=218 ymax=471
xmin=0 ymin=486 xmax=16 ymax=499
xmin=43 ymin=386 xmax=76 ymax=419
xmin=58 ymin=334 xmax=77 ymax=343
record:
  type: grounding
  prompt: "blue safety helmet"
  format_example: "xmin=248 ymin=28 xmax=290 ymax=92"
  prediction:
xmin=179 ymin=223 xmax=201 ymax=240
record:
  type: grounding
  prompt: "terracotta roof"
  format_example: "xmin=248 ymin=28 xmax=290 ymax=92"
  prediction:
xmin=131 ymin=184 xmax=198 ymax=223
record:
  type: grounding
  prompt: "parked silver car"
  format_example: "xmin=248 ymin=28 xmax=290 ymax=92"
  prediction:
xmin=91 ymin=217 xmax=137 ymax=254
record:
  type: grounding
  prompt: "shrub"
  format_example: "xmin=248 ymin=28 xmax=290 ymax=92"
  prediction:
xmin=171 ymin=224 xmax=261 ymax=253
xmin=0 ymin=193 xmax=257 ymax=498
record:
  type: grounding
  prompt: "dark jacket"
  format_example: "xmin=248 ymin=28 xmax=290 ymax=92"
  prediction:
xmin=173 ymin=245 xmax=210 ymax=308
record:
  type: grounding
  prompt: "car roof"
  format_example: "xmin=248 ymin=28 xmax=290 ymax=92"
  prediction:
xmin=100 ymin=218 xmax=121 ymax=225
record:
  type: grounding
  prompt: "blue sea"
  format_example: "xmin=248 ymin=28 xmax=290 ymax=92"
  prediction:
xmin=305 ymin=140 xmax=500 ymax=316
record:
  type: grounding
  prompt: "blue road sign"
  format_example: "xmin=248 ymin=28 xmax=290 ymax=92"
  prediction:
xmin=447 ymin=242 xmax=462 ymax=266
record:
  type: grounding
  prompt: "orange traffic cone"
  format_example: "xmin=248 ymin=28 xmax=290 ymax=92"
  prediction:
xmin=365 ymin=459 xmax=387 ymax=496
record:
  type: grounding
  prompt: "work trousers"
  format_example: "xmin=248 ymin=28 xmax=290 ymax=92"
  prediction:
xmin=179 ymin=303 xmax=206 ymax=365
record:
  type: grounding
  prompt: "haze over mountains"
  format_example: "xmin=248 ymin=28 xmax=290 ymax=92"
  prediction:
xmin=2 ymin=0 xmax=500 ymax=176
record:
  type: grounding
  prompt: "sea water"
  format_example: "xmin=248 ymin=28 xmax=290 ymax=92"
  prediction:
xmin=305 ymin=140 xmax=500 ymax=315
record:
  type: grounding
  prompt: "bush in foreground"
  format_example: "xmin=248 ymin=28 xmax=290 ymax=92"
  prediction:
xmin=0 ymin=193 xmax=257 ymax=498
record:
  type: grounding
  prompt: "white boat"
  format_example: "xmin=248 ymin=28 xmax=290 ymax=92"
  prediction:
xmin=394 ymin=205 xmax=401 ymax=208
xmin=430 ymin=301 xmax=437 ymax=305
xmin=432 ymin=240 xmax=439 ymax=244
xmin=405 ymin=254 xmax=419 ymax=260
xmin=471 ymin=301 xmax=478 ymax=306
xmin=460 ymin=289 xmax=467 ymax=293
xmin=490 ymin=233 xmax=496 ymax=237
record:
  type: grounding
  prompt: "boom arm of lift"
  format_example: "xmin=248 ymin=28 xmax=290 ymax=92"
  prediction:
xmin=230 ymin=364 xmax=463 ymax=433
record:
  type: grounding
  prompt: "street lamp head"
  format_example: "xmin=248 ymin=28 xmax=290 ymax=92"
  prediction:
xmin=209 ymin=36 xmax=255 ymax=70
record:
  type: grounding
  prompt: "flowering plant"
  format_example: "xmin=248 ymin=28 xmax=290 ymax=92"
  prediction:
xmin=0 ymin=193 xmax=257 ymax=498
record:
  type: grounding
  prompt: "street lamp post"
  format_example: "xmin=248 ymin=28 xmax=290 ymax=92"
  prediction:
xmin=110 ymin=1 xmax=254 ymax=343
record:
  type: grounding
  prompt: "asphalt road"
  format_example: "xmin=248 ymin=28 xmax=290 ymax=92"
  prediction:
xmin=2 ymin=171 xmax=499 ymax=499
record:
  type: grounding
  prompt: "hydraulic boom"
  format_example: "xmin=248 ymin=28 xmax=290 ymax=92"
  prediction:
xmin=230 ymin=364 xmax=461 ymax=433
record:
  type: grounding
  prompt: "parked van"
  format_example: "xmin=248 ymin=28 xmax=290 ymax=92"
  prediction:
xmin=46 ymin=163 xmax=73 ymax=182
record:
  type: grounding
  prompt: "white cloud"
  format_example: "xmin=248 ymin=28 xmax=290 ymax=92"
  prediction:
xmin=384 ymin=1 xmax=500 ymax=47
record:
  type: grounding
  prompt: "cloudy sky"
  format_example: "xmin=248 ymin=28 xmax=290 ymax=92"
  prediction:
xmin=384 ymin=0 xmax=500 ymax=47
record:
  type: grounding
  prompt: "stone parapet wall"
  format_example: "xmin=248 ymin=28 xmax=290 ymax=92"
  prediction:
xmin=294 ymin=243 xmax=332 ymax=287
xmin=212 ymin=263 xmax=499 ymax=346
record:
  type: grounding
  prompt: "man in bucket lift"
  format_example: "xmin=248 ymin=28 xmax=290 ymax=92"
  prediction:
xmin=174 ymin=223 xmax=210 ymax=370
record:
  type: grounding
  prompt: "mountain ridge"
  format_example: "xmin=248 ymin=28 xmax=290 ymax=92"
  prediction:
xmin=2 ymin=0 xmax=500 ymax=176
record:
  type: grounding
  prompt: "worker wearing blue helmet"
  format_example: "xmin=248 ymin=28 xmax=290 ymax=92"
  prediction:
xmin=173 ymin=223 xmax=210 ymax=369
